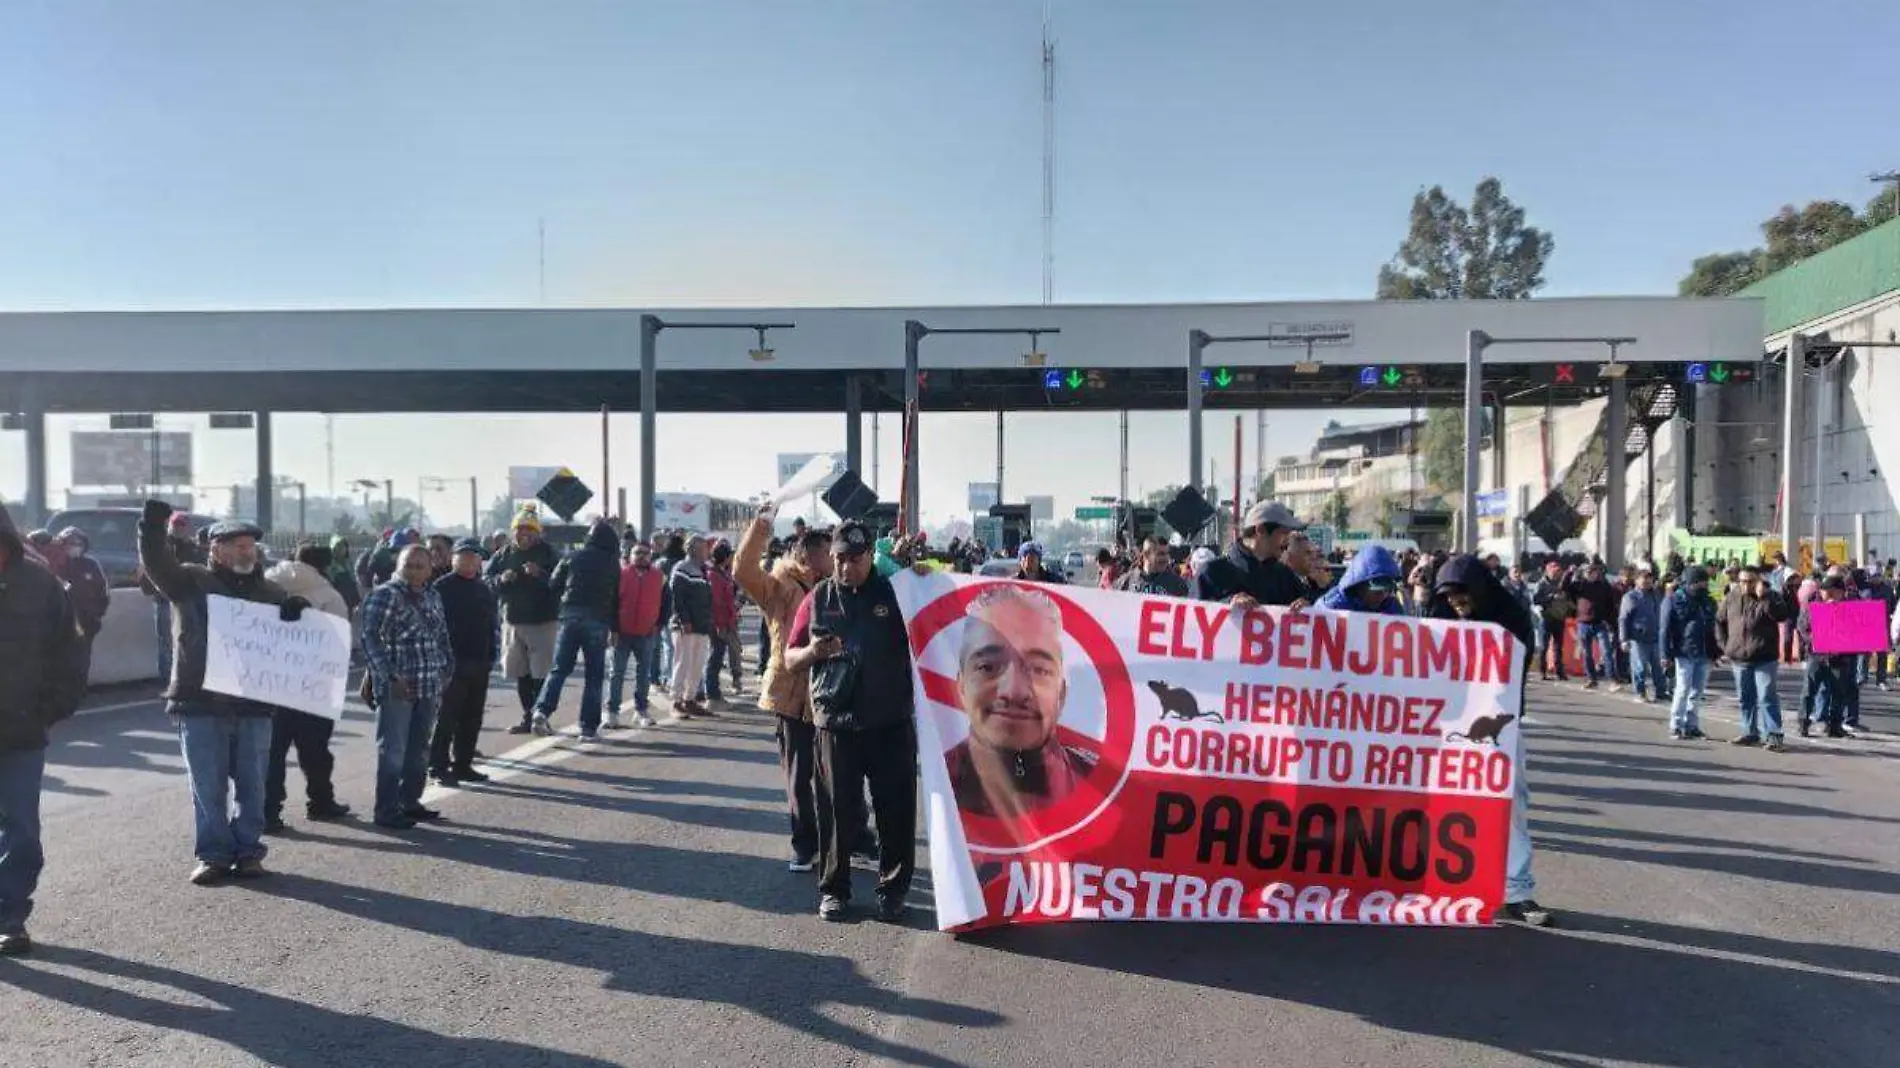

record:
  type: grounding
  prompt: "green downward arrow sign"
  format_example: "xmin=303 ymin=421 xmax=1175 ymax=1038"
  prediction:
xmin=1066 ymin=369 xmax=1085 ymax=389
xmin=1708 ymin=363 xmax=1730 ymax=383
xmin=1213 ymin=367 xmax=1234 ymax=388
xmin=1382 ymin=366 xmax=1403 ymax=387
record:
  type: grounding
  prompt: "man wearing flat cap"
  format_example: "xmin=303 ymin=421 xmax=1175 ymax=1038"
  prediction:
xmin=1196 ymin=500 xmax=1314 ymax=610
xmin=139 ymin=499 xmax=310 ymax=886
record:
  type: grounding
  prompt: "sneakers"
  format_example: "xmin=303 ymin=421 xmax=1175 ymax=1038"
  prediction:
xmin=1669 ymin=728 xmax=1685 ymax=740
xmin=507 ymin=722 xmax=533 ymax=735
xmin=876 ymin=895 xmax=908 ymax=922
xmin=1826 ymin=727 xmax=1848 ymax=739
xmin=451 ymin=767 xmax=490 ymax=783
xmin=788 ymin=853 xmax=817 ymax=873
xmin=431 ymin=769 xmax=460 ymax=787
xmin=819 ymin=895 xmax=849 ymax=922
xmin=1765 ymin=735 xmax=1786 ymax=753
xmin=531 ymin=713 xmax=554 ymax=736
xmin=1582 ymin=679 xmax=1598 ymax=690
xmin=1730 ymin=735 xmax=1762 ymax=747
xmin=1498 ymin=900 xmax=1554 ymax=927
xmin=578 ymin=730 xmax=600 ymax=743
xmin=0 ymin=931 xmax=31 ymax=956
xmin=602 ymin=713 xmax=624 ymax=730
xmin=1683 ymin=728 xmax=1707 ymax=740
xmin=307 ymin=800 xmax=352 ymax=820
xmin=403 ymin=804 xmax=444 ymax=822
xmin=231 ymin=857 xmax=268 ymax=879
xmin=634 ymin=714 xmax=655 ymax=728
xmin=1843 ymin=724 xmax=1864 ymax=736
xmin=1798 ymin=722 xmax=1812 ymax=738
xmin=189 ymin=861 xmax=226 ymax=886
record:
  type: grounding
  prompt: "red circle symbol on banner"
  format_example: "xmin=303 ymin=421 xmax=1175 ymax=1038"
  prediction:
xmin=905 ymin=580 xmax=1138 ymax=854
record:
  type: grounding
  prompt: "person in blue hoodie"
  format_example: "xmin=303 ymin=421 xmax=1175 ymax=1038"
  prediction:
xmin=1318 ymin=545 xmax=1405 ymax=614
xmin=1617 ymin=569 xmax=1664 ymax=704
xmin=1658 ymin=566 xmax=1718 ymax=741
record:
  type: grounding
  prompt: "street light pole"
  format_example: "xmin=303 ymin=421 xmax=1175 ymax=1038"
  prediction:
xmin=638 ymin=316 xmax=795 ymax=540
xmin=900 ymin=321 xmax=1060 ymax=531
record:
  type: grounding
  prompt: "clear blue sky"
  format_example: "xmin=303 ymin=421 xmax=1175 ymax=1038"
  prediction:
xmin=3 ymin=1 xmax=1896 ymax=526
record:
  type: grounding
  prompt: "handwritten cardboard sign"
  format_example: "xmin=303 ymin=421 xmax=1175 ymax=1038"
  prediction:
xmin=202 ymin=594 xmax=353 ymax=719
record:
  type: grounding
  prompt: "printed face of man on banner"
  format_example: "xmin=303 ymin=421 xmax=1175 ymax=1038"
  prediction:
xmin=949 ymin=586 xmax=1099 ymax=820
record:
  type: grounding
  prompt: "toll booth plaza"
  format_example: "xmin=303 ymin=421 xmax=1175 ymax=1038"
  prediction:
xmin=0 ymin=297 xmax=1760 ymax=546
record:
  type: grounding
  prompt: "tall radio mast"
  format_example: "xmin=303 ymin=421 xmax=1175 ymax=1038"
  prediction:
xmin=1041 ymin=1 xmax=1056 ymax=306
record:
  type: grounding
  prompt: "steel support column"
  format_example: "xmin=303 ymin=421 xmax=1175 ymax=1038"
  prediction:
xmin=1604 ymin=375 xmax=1627 ymax=568
xmin=844 ymin=376 xmax=863 ymax=475
xmin=1778 ymin=336 xmax=1803 ymax=557
xmin=1187 ymin=331 xmax=1207 ymax=494
xmin=639 ymin=314 xmax=660 ymax=540
xmin=255 ymin=411 xmax=274 ymax=531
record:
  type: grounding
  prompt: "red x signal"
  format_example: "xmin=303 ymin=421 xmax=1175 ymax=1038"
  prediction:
xmin=1553 ymin=364 xmax=1576 ymax=384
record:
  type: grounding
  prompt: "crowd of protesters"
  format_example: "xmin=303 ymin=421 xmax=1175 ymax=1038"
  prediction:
xmin=7 ymin=479 xmax=1899 ymax=954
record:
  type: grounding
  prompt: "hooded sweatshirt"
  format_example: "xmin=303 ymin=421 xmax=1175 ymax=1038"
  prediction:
xmin=547 ymin=519 xmax=622 ymax=624
xmin=1429 ymin=554 xmax=1537 ymax=653
xmin=1319 ymin=545 xmax=1405 ymax=614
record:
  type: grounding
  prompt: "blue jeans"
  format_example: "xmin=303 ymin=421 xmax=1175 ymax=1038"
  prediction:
xmin=609 ymin=633 xmax=657 ymax=715
xmin=1625 ymin=640 xmax=1659 ymax=699
xmin=155 ymin=599 xmax=173 ymax=681
xmin=1669 ymin=657 xmax=1709 ymax=733
xmin=0 ymin=748 xmax=46 ymax=934
xmin=656 ymin=627 xmax=675 ymax=688
xmin=374 ymin=695 xmax=439 ymax=821
xmin=535 ymin=617 xmax=610 ymax=731
xmin=176 ymin=709 xmax=272 ymax=865
xmin=1578 ymin=622 xmax=1612 ymax=681
xmin=705 ymin=633 xmax=728 ymax=701
xmin=1732 ymin=661 xmax=1783 ymax=739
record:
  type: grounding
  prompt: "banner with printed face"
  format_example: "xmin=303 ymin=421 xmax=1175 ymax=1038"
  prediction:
xmin=892 ymin=572 xmax=1525 ymax=932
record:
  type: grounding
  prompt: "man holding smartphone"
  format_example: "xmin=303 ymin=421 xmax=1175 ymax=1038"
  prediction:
xmin=782 ymin=520 xmax=917 ymax=923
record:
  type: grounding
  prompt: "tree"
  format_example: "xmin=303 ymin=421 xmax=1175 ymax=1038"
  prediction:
xmin=1420 ymin=409 xmax=1465 ymax=493
xmin=1376 ymin=178 xmax=1554 ymax=301
xmin=1677 ymin=191 xmax=1900 ymax=297
xmin=1320 ymin=491 xmax=1352 ymax=530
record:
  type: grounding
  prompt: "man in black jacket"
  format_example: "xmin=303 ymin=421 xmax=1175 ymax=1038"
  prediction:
xmin=529 ymin=519 xmax=621 ymax=740
xmin=431 ymin=539 xmax=501 ymax=782
xmin=139 ymin=499 xmax=309 ymax=887
xmin=1716 ymin=565 xmax=1791 ymax=750
xmin=784 ymin=520 xmax=917 ymax=923
xmin=1431 ymin=555 xmax=1552 ymax=928
xmin=1195 ymin=500 xmax=1312 ymax=609
xmin=486 ymin=511 xmax=561 ymax=734
xmin=1564 ymin=562 xmax=1620 ymax=690
xmin=0 ymin=504 xmax=87 ymax=957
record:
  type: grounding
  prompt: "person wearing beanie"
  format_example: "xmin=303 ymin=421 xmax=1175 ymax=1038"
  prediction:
xmin=53 ymin=527 xmax=112 ymax=688
xmin=1659 ymin=565 xmax=1719 ymax=740
xmin=0 ymin=503 xmax=87 ymax=956
xmin=485 ymin=508 xmax=561 ymax=734
xmin=529 ymin=519 xmax=622 ymax=740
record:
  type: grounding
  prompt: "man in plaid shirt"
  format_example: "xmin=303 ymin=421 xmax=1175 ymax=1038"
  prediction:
xmin=360 ymin=545 xmax=453 ymax=830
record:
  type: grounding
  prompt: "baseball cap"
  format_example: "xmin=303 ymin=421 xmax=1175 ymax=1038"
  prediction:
xmin=1683 ymin=565 xmax=1709 ymax=585
xmin=1819 ymin=573 xmax=1847 ymax=591
xmin=1017 ymin=540 xmax=1046 ymax=560
xmin=835 ymin=521 xmax=873 ymax=557
xmin=451 ymin=537 xmax=483 ymax=556
xmin=1242 ymin=500 xmax=1307 ymax=532
xmin=168 ymin=513 xmax=190 ymax=530
xmin=206 ymin=520 xmax=264 ymax=543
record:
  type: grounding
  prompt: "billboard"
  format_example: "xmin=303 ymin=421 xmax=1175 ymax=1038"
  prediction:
xmin=968 ymin=483 xmax=1000 ymax=512
xmin=1025 ymin=495 xmax=1055 ymax=522
xmin=776 ymin=453 xmax=844 ymax=490
xmin=508 ymin=465 xmax=569 ymax=500
xmin=654 ymin=492 xmax=714 ymax=533
xmin=71 ymin=431 xmax=192 ymax=487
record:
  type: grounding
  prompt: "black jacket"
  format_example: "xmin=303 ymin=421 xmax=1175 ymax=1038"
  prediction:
xmin=484 ymin=538 xmax=561 ymax=626
xmin=0 ymin=508 xmax=86 ymax=751
xmin=1716 ymin=590 xmax=1789 ymax=664
xmin=138 ymin=516 xmax=289 ymax=714
xmin=1195 ymin=543 xmax=1310 ymax=607
xmin=668 ymin=558 xmax=716 ymax=634
xmin=793 ymin=572 xmax=914 ymax=732
xmin=1118 ymin=568 xmax=1191 ymax=598
xmin=1565 ymin=576 xmax=1620 ymax=627
xmin=548 ymin=521 xmax=621 ymax=625
xmin=1429 ymin=555 xmax=1538 ymax=663
xmin=433 ymin=571 xmax=499 ymax=665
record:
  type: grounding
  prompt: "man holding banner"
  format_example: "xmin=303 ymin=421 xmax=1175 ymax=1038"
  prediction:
xmin=138 ymin=500 xmax=309 ymax=886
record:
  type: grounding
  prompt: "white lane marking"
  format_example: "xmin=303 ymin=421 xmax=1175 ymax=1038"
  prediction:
xmin=75 ymin=695 xmax=166 ymax=716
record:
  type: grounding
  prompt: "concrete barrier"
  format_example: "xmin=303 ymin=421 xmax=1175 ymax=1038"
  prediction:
xmin=90 ymin=588 xmax=162 ymax=687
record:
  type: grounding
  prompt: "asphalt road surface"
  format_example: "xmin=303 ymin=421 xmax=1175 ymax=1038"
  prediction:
xmin=5 ymin=660 xmax=1898 ymax=1067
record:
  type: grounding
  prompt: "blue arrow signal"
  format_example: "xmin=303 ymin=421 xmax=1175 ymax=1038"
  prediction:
xmin=1684 ymin=362 xmax=1707 ymax=384
xmin=1198 ymin=369 xmax=1212 ymax=389
xmin=1043 ymin=369 xmax=1063 ymax=391
xmin=1358 ymin=366 xmax=1379 ymax=387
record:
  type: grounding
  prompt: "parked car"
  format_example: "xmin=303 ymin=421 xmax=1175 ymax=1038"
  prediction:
xmin=978 ymin=558 xmax=1019 ymax=578
xmin=43 ymin=507 xmax=219 ymax=587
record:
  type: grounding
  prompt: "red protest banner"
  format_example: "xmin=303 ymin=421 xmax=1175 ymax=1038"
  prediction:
xmin=893 ymin=574 xmax=1524 ymax=931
